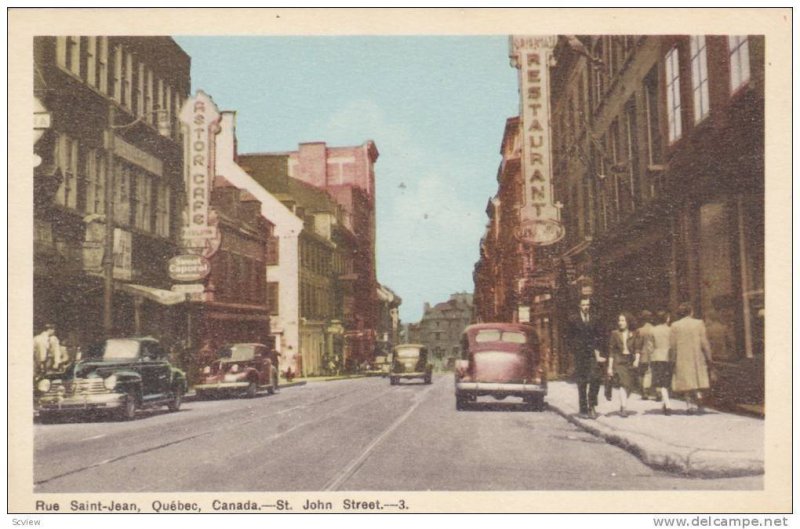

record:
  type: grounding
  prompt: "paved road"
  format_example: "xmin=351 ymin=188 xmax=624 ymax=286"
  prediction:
xmin=34 ymin=376 xmax=762 ymax=492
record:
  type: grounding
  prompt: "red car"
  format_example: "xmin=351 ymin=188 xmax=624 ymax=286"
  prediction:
xmin=195 ymin=343 xmax=279 ymax=399
xmin=454 ymin=323 xmax=546 ymax=411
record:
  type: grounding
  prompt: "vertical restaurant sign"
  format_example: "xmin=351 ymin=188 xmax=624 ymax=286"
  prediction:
xmin=179 ymin=90 xmax=220 ymax=251
xmin=509 ymin=35 xmax=564 ymax=246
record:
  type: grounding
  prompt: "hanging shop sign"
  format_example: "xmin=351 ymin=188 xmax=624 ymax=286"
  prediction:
xmin=509 ymin=35 xmax=565 ymax=246
xmin=168 ymin=254 xmax=211 ymax=282
xmin=179 ymin=90 xmax=220 ymax=251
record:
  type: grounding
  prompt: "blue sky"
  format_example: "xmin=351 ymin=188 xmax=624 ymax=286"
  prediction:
xmin=174 ymin=36 xmax=520 ymax=322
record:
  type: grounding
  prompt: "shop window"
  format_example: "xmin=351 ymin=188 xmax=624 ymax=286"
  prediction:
xmin=690 ymin=36 xmax=710 ymax=123
xmin=665 ymin=46 xmax=682 ymax=143
xmin=728 ymin=36 xmax=751 ymax=93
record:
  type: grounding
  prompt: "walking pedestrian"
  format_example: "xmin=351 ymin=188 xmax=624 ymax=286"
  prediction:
xmin=33 ymin=324 xmax=62 ymax=379
xmin=567 ymin=297 xmax=604 ymax=419
xmin=635 ymin=310 xmax=656 ymax=399
xmin=607 ymin=312 xmax=639 ymax=417
xmin=651 ymin=310 xmax=674 ymax=415
xmin=670 ymin=302 xmax=714 ymax=414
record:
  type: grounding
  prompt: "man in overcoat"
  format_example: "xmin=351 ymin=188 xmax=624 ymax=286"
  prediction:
xmin=670 ymin=302 xmax=714 ymax=414
xmin=567 ymin=297 xmax=604 ymax=419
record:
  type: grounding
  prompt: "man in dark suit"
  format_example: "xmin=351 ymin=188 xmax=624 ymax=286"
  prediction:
xmin=567 ymin=297 xmax=604 ymax=419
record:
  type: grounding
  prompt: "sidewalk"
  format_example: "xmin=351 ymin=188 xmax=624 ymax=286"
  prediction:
xmin=545 ymin=381 xmax=764 ymax=478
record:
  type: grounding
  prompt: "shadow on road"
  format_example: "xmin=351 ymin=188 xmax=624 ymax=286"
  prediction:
xmin=457 ymin=400 xmax=550 ymax=413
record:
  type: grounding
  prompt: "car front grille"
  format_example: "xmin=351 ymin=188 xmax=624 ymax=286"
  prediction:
xmin=43 ymin=378 xmax=108 ymax=398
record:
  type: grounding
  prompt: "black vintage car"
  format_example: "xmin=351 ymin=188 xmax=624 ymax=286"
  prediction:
xmin=35 ymin=337 xmax=187 ymax=422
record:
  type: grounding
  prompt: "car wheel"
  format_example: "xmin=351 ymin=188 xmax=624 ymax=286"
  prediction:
xmin=390 ymin=377 xmax=397 ymax=386
xmin=425 ymin=373 xmax=432 ymax=384
xmin=528 ymin=396 xmax=545 ymax=412
xmin=246 ymin=381 xmax=258 ymax=399
xmin=456 ymin=396 xmax=467 ymax=411
xmin=118 ymin=393 xmax=137 ymax=421
xmin=38 ymin=411 xmax=57 ymax=424
xmin=168 ymin=386 xmax=183 ymax=411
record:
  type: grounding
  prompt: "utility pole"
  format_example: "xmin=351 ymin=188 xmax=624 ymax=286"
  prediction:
xmin=103 ymin=106 xmax=116 ymax=336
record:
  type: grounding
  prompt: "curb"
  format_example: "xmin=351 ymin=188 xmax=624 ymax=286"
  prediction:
xmin=184 ymin=380 xmax=307 ymax=402
xmin=547 ymin=400 xmax=764 ymax=478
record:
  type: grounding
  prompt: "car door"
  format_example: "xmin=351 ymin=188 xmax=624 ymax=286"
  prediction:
xmin=139 ymin=341 xmax=169 ymax=401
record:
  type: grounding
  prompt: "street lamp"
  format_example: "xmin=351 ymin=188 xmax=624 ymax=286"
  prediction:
xmin=103 ymin=106 xmax=170 ymax=336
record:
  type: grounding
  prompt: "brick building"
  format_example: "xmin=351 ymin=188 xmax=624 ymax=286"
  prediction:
xmin=33 ymin=36 xmax=191 ymax=355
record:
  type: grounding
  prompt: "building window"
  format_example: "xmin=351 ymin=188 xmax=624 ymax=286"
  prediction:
xmin=97 ymin=37 xmax=108 ymax=94
xmin=154 ymin=183 xmax=170 ymax=238
xmin=624 ymin=100 xmax=639 ymax=210
xmin=608 ymin=123 xmax=620 ymax=219
xmin=728 ymin=35 xmax=750 ymax=93
xmin=145 ymin=69 xmax=154 ymax=124
xmin=665 ymin=46 xmax=682 ymax=143
xmin=265 ymin=235 xmax=280 ymax=265
xmin=690 ymin=36 xmax=710 ymax=123
xmin=85 ymin=37 xmax=97 ymax=88
xmin=644 ymin=66 xmax=663 ymax=168
xmin=592 ymin=39 xmax=605 ymax=108
xmin=267 ymin=282 xmax=279 ymax=316
xmin=55 ymin=134 xmax=79 ymax=209
xmin=132 ymin=171 xmax=152 ymax=232
xmin=84 ymin=150 xmax=106 ymax=215
xmin=111 ymin=45 xmax=123 ymax=103
xmin=136 ymin=62 xmax=145 ymax=118
xmin=114 ymin=162 xmax=131 ymax=225
xmin=123 ymin=51 xmax=133 ymax=110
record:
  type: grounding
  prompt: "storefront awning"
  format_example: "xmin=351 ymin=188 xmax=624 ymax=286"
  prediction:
xmin=117 ymin=283 xmax=186 ymax=306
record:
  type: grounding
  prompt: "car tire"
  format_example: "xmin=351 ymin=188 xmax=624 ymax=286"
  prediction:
xmin=246 ymin=381 xmax=258 ymax=399
xmin=424 ymin=373 xmax=432 ymax=385
xmin=38 ymin=411 xmax=57 ymax=424
xmin=528 ymin=396 xmax=545 ymax=412
xmin=390 ymin=377 xmax=397 ymax=386
xmin=456 ymin=396 xmax=467 ymax=411
xmin=118 ymin=393 xmax=137 ymax=421
xmin=168 ymin=386 xmax=183 ymax=412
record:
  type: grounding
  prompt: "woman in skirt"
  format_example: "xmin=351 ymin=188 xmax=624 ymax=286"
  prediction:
xmin=650 ymin=310 xmax=674 ymax=415
xmin=607 ymin=312 xmax=640 ymax=417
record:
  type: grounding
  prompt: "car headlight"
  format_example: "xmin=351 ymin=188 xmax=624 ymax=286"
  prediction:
xmin=103 ymin=375 xmax=118 ymax=390
xmin=37 ymin=379 xmax=51 ymax=392
xmin=230 ymin=364 xmax=239 ymax=373
xmin=202 ymin=366 xmax=211 ymax=375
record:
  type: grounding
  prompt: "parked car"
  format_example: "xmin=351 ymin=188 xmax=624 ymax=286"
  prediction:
xmin=194 ymin=343 xmax=279 ymax=399
xmin=454 ymin=323 xmax=546 ymax=411
xmin=389 ymin=344 xmax=432 ymax=385
xmin=364 ymin=354 xmax=391 ymax=377
xmin=35 ymin=337 xmax=187 ymax=422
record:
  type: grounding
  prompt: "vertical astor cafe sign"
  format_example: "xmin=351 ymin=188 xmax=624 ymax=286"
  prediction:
xmin=179 ymin=90 xmax=221 ymax=258
xmin=510 ymin=35 xmax=565 ymax=246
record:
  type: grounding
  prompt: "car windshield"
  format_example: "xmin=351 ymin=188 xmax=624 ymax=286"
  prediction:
xmin=89 ymin=339 xmax=141 ymax=360
xmin=217 ymin=345 xmax=255 ymax=362
xmin=501 ymin=332 xmax=526 ymax=344
xmin=475 ymin=330 xmax=501 ymax=342
xmin=395 ymin=347 xmax=421 ymax=358
xmin=474 ymin=329 xmax=527 ymax=344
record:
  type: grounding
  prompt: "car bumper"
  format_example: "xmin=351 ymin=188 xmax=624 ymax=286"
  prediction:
xmin=194 ymin=381 xmax=250 ymax=391
xmin=455 ymin=381 xmax=547 ymax=396
xmin=37 ymin=393 xmax=126 ymax=412
xmin=391 ymin=372 xmax=427 ymax=379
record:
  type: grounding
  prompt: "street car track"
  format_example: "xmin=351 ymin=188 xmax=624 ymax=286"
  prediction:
xmin=34 ymin=381 xmax=393 ymax=489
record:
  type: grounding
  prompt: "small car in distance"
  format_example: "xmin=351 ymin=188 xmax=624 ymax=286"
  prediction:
xmin=35 ymin=337 xmax=187 ymax=422
xmin=194 ymin=343 xmax=279 ymax=399
xmin=389 ymin=344 xmax=432 ymax=385
xmin=454 ymin=323 xmax=546 ymax=411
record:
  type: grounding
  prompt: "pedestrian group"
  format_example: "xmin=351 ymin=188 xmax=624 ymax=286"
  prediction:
xmin=568 ymin=297 xmax=714 ymax=419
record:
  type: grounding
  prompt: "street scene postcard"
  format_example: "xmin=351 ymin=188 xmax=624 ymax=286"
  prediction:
xmin=7 ymin=7 xmax=793 ymax=518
